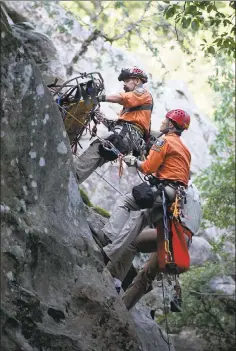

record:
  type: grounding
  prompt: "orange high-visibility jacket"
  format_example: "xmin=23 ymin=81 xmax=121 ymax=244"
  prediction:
xmin=140 ymin=133 xmax=191 ymax=186
xmin=118 ymin=88 xmax=152 ymax=133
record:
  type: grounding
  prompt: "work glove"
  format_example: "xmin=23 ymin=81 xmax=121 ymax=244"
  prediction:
xmin=123 ymin=154 xmax=137 ymax=167
xmin=97 ymin=94 xmax=106 ymax=103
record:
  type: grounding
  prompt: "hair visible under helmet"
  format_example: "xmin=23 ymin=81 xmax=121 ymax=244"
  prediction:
xmin=166 ymin=109 xmax=190 ymax=133
xmin=118 ymin=67 xmax=148 ymax=83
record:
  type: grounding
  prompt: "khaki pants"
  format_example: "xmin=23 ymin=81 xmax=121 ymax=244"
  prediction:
xmin=122 ymin=253 xmax=159 ymax=311
xmin=75 ymin=139 xmax=106 ymax=184
xmin=115 ymin=229 xmax=191 ymax=310
xmin=103 ymin=186 xmax=176 ymax=268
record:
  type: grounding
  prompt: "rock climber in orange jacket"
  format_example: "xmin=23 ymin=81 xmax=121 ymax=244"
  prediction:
xmin=125 ymin=109 xmax=191 ymax=185
xmin=101 ymin=109 xmax=191 ymax=293
xmin=75 ymin=67 xmax=153 ymax=184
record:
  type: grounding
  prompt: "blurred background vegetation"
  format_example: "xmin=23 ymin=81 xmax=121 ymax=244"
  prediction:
xmin=60 ymin=0 xmax=235 ymax=116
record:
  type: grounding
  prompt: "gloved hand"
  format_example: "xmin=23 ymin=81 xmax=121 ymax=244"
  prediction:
xmin=123 ymin=154 xmax=137 ymax=167
xmin=97 ymin=94 xmax=106 ymax=103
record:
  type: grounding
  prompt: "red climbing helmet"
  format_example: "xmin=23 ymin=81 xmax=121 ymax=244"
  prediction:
xmin=118 ymin=67 xmax=148 ymax=83
xmin=166 ymin=109 xmax=190 ymax=130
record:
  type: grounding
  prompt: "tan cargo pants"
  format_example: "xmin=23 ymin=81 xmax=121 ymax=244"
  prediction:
xmin=75 ymin=139 xmax=106 ymax=184
xmin=112 ymin=229 xmax=191 ymax=310
xmin=103 ymin=185 xmax=176 ymax=268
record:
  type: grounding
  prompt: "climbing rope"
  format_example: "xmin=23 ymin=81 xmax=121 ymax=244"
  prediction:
xmin=94 ymin=170 xmax=123 ymax=195
xmin=118 ymin=155 xmax=124 ymax=178
xmin=73 ymin=153 xmax=123 ymax=195
xmin=161 ymin=274 xmax=172 ymax=351
xmin=161 ymin=188 xmax=173 ymax=265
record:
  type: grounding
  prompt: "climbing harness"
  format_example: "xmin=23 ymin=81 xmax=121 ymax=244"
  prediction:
xmin=170 ymin=185 xmax=187 ymax=219
xmin=161 ymin=274 xmax=172 ymax=351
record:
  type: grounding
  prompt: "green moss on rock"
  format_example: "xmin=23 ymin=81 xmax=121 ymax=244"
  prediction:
xmin=93 ymin=206 xmax=110 ymax=218
xmin=79 ymin=188 xmax=110 ymax=218
xmin=79 ymin=188 xmax=93 ymax=207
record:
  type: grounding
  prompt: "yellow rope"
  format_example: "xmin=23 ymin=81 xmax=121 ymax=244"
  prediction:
xmin=170 ymin=192 xmax=183 ymax=219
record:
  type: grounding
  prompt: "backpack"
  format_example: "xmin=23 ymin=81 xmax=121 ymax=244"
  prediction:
xmin=180 ymin=181 xmax=202 ymax=235
xmin=156 ymin=218 xmax=191 ymax=274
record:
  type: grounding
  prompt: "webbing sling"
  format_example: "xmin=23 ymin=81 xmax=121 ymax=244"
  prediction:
xmin=122 ymin=104 xmax=153 ymax=113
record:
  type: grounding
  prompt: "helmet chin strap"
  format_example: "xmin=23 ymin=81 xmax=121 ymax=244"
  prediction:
xmin=162 ymin=120 xmax=182 ymax=135
xmin=163 ymin=127 xmax=182 ymax=135
xmin=161 ymin=128 xmax=170 ymax=135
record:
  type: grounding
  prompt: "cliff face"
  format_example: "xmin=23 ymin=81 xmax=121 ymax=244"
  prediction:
xmin=0 ymin=9 xmax=175 ymax=351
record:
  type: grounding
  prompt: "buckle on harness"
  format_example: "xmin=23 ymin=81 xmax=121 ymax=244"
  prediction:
xmin=166 ymin=263 xmax=179 ymax=275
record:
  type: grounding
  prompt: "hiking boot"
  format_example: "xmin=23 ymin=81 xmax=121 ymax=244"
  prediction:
xmin=150 ymin=309 xmax=156 ymax=320
xmin=115 ymin=286 xmax=121 ymax=294
xmin=113 ymin=277 xmax=122 ymax=294
xmin=170 ymin=295 xmax=182 ymax=312
xmin=94 ymin=229 xmax=112 ymax=249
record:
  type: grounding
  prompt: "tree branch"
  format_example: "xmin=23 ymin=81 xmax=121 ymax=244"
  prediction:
xmin=77 ymin=29 xmax=102 ymax=56
xmin=201 ymin=298 xmax=234 ymax=338
xmin=101 ymin=0 xmax=152 ymax=43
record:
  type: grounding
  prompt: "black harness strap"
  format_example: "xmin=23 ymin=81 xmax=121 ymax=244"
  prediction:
xmin=122 ymin=104 xmax=153 ymax=113
xmin=118 ymin=123 xmax=129 ymax=139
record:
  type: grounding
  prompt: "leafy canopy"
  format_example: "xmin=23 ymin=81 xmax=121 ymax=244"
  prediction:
xmin=60 ymin=1 xmax=236 ymax=58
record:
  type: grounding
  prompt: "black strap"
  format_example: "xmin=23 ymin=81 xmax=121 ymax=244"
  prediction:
xmin=122 ymin=104 xmax=153 ymax=113
xmin=112 ymin=123 xmax=129 ymax=139
xmin=148 ymin=95 xmax=154 ymax=137
xmin=119 ymin=124 xmax=129 ymax=138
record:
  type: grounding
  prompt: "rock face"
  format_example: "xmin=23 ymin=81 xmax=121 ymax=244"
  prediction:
xmin=189 ymin=237 xmax=218 ymax=266
xmin=11 ymin=22 xmax=66 ymax=84
xmin=0 ymin=11 xmax=175 ymax=351
xmin=208 ymin=276 xmax=235 ymax=297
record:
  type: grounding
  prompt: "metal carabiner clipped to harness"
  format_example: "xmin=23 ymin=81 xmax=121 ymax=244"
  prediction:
xmin=101 ymin=140 xmax=122 ymax=157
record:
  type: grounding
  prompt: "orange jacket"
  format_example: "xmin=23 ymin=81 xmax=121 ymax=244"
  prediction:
xmin=118 ymin=88 xmax=152 ymax=133
xmin=140 ymin=133 xmax=191 ymax=186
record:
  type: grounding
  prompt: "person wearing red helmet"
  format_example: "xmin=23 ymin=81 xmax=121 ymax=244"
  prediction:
xmin=75 ymin=67 xmax=153 ymax=184
xmin=134 ymin=109 xmax=191 ymax=185
xmin=100 ymin=109 xmax=191 ymax=297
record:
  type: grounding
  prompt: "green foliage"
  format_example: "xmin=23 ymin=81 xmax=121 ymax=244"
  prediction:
xmin=93 ymin=206 xmax=110 ymax=218
xmin=166 ymin=257 xmax=236 ymax=351
xmin=197 ymin=155 xmax=235 ymax=229
xmin=79 ymin=188 xmax=93 ymax=207
xmin=195 ymin=56 xmax=235 ymax=230
xmin=163 ymin=1 xmax=236 ymax=57
xmin=163 ymin=56 xmax=236 ymax=350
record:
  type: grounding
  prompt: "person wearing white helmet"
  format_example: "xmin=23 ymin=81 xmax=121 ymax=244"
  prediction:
xmin=75 ymin=67 xmax=153 ymax=184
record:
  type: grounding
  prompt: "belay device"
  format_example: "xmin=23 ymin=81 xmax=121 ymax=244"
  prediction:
xmin=48 ymin=72 xmax=105 ymax=153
